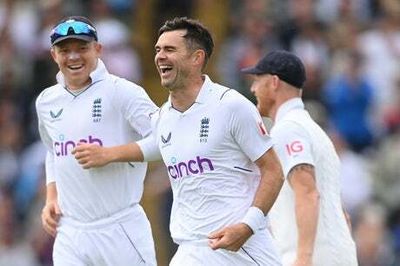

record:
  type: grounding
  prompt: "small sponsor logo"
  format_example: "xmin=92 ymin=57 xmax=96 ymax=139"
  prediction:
xmin=200 ymin=117 xmax=209 ymax=143
xmin=167 ymin=156 xmax=214 ymax=179
xmin=161 ymin=132 xmax=172 ymax=144
xmin=50 ymin=108 xmax=63 ymax=119
xmin=160 ymin=132 xmax=172 ymax=148
xmin=54 ymin=135 xmax=103 ymax=156
xmin=285 ymin=140 xmax=304 ymax=156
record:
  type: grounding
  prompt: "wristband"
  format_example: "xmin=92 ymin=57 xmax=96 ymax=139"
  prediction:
xmin=241 ymin=206 xmax=265 ymax=233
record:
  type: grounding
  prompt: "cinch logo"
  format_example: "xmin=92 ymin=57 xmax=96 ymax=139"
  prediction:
xmin=54 ymin=135 xmax=103 ymax=156
xmin=167 ymin=156 xmax=214 ymax=179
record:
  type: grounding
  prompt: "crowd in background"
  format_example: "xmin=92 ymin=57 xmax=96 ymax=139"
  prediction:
xmin=1 ymin=0 xmax=400 ymax=265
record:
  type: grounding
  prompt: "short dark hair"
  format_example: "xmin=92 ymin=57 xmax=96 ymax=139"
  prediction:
xmin=158 ymin=17 xmax=214 ymax=67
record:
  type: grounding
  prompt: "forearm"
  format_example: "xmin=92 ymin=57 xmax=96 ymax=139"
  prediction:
xmin=73 ymin=142 xmax=146 ymax=168
xmin=253 ymin=148 xmax=284 ymax=214
xmin=106 ymin=143 xmax=144 ymax=163
xmin=240 ymin=148 xmax=283 ymax=234
xmin=295 ymin=190 xmax=319 ymax=258
xmin=46 ymin=182 xmax=58 ymax=204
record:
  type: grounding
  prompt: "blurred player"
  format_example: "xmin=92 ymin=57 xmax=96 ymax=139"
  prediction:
xmin=35 ymin=16 xmax=157 ymax=265
xmin=73 ymin=17 xmax=284 ymax=265
xmin=242 ymin=50 xmax=358 ymax=266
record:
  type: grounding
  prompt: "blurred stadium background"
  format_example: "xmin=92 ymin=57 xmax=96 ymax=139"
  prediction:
xmin=1 ymin=0 xmax=400 ymax=265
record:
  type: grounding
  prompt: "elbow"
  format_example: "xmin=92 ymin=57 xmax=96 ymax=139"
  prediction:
xmin=271 ymin=156 xmax=285 ymax=183
xmin=309 ymin=190 xmax=320 ymax=205
xmin=296 ymin=189 xmax=320 ymax=211
xmin=270 ymin=162 xmax=285 ymax=188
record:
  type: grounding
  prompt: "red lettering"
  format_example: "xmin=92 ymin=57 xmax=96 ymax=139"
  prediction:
xmin=286 ymin=140 xmax=303 ymax=156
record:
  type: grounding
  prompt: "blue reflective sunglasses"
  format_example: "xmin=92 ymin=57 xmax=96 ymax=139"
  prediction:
xmin=50 ymin=20 xmax=98 ymax=45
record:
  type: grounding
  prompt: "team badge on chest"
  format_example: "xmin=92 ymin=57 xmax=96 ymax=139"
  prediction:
xmin=199 ymin=117 xmax=209 ymax=143
xmin=92 ymin=98 xmax=102 ymax=122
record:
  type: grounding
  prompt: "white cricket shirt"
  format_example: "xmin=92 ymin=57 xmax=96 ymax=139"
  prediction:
xmin=36 ymin=60 xmax=158 ymax=222
xmin=269 ymin=98 xmax=357 ymax=265
xmin=139 ymin=75 xmax=273 ymax=244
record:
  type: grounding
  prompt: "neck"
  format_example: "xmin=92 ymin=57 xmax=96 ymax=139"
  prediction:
xmin=273 ymin=97 xmax=302 ymax=122
xmin=170 ymin=75 xmax=204 ymax=112
xmin=269 ymin=105 xmax=279 ymax=122
xmin=271 ymin=88 xmax=301 ymax=121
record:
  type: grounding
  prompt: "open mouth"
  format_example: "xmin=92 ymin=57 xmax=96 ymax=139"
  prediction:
xmin=68 ymin=64 xmax=84 ymax=71
xmin=159 ymin=65 xmax=173 ymax=75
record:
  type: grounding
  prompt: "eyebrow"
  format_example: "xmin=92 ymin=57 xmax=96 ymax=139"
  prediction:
xmin=155 ymin=45 xmax=176 ymax=50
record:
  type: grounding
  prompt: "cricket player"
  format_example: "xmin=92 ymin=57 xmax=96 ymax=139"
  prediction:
xmin=36 ymin=16 xmax=157 ymax=265
xmin=73 ymin=17 xmax=284 ymax=265
xmin=242 ymin=50 xmax=358 ymax=266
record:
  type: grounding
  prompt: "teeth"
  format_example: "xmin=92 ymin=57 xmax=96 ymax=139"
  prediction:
xmin=159 ymin=66 xmax=172 ymax=74
xmin=69 ymin=65 xmax=82 ymax=70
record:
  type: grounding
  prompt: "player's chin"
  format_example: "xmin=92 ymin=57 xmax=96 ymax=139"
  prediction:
xmin=161 ymin=80 xmax=173 ymax=90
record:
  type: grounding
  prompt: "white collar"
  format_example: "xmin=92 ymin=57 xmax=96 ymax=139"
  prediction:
xmin=166 ymin=74 xmax=213 ymax=109
xmin=275 ymin=97 xmax=304 ymax=122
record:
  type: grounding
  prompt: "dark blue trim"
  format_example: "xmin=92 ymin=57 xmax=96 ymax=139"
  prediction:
xmin=234 ymin=166 xmax=253 ymax=172
xmin=241 ymin=247 xmax=260 ymax=266
xmin=63 ymin=79 xmax=102 ymax=98
xmin=119 ymin=223 xmax=146 ymax=264
xmin=220 ymin=88 xmax=232 ymax=100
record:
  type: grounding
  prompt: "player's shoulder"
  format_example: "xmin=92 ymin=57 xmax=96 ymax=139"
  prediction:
xmin=213 ymin=84 xmax=254 ymax=110
xmin=271 ymin=115 xmax=310 ymax=142
xmin=156 ymin=102 xmax=169 ymax=119
xmin=35 ymin=84 xmax=63 ymax=107
xmin=108 ymin=74 xmax=147 ymax=96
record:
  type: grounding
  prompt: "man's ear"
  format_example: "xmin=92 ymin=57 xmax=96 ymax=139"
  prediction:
xmin=193 ymin=49 xmax=205 ymax=67
xmin=94 ymin=42 xmax=103 ymax=56
xmin=272 ymin=75 xmax=280 ymax=91
xmin=50 ymin=47 xmax=57 ymax=62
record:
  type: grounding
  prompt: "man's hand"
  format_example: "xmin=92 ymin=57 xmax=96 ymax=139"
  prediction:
xmin=72 ymin=143 xmax=110 ymax=169
xmin=208 ymin=223 xmax=253 ymax=252
xmin=41 ymin=201 xmax=61 ymax=237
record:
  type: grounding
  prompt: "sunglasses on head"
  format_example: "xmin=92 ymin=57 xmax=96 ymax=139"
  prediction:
xmin=50 ymin=20 xmax=98 ymax=45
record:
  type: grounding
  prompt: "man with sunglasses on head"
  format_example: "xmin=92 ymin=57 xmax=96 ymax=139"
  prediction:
xmin=35 ymin=16 xmax=157 ymax=266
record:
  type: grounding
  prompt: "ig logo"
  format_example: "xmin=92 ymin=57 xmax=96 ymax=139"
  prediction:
xmin=285 ymin=140 xmax=303 ymax=156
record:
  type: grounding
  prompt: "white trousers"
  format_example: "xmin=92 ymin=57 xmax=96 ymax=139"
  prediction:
xmin=53 ymin=204 xmax=156 ymax=266
xmin=170 ymin=228 xmax=282 ymax=266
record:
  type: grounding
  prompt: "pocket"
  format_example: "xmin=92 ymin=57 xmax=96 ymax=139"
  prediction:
xmin=239 ymin=247 xmax=261 ymax=266
xmin=119 ymin=223 xmax=146 ymax=264
xmin=118 ymin=215 xmax=156 ymax=266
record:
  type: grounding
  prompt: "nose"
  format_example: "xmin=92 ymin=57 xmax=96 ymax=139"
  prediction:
xmin=155 ymin=49 xmax=166 ymax=62
xmin=67 ymin=51 xmax=80 ymax=60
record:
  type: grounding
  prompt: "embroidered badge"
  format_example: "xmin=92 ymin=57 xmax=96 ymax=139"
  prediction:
xmin=92 ymin=98 xmax=102 ymax=122
xmin=200 ymin=117 xmax=209 ymax=143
